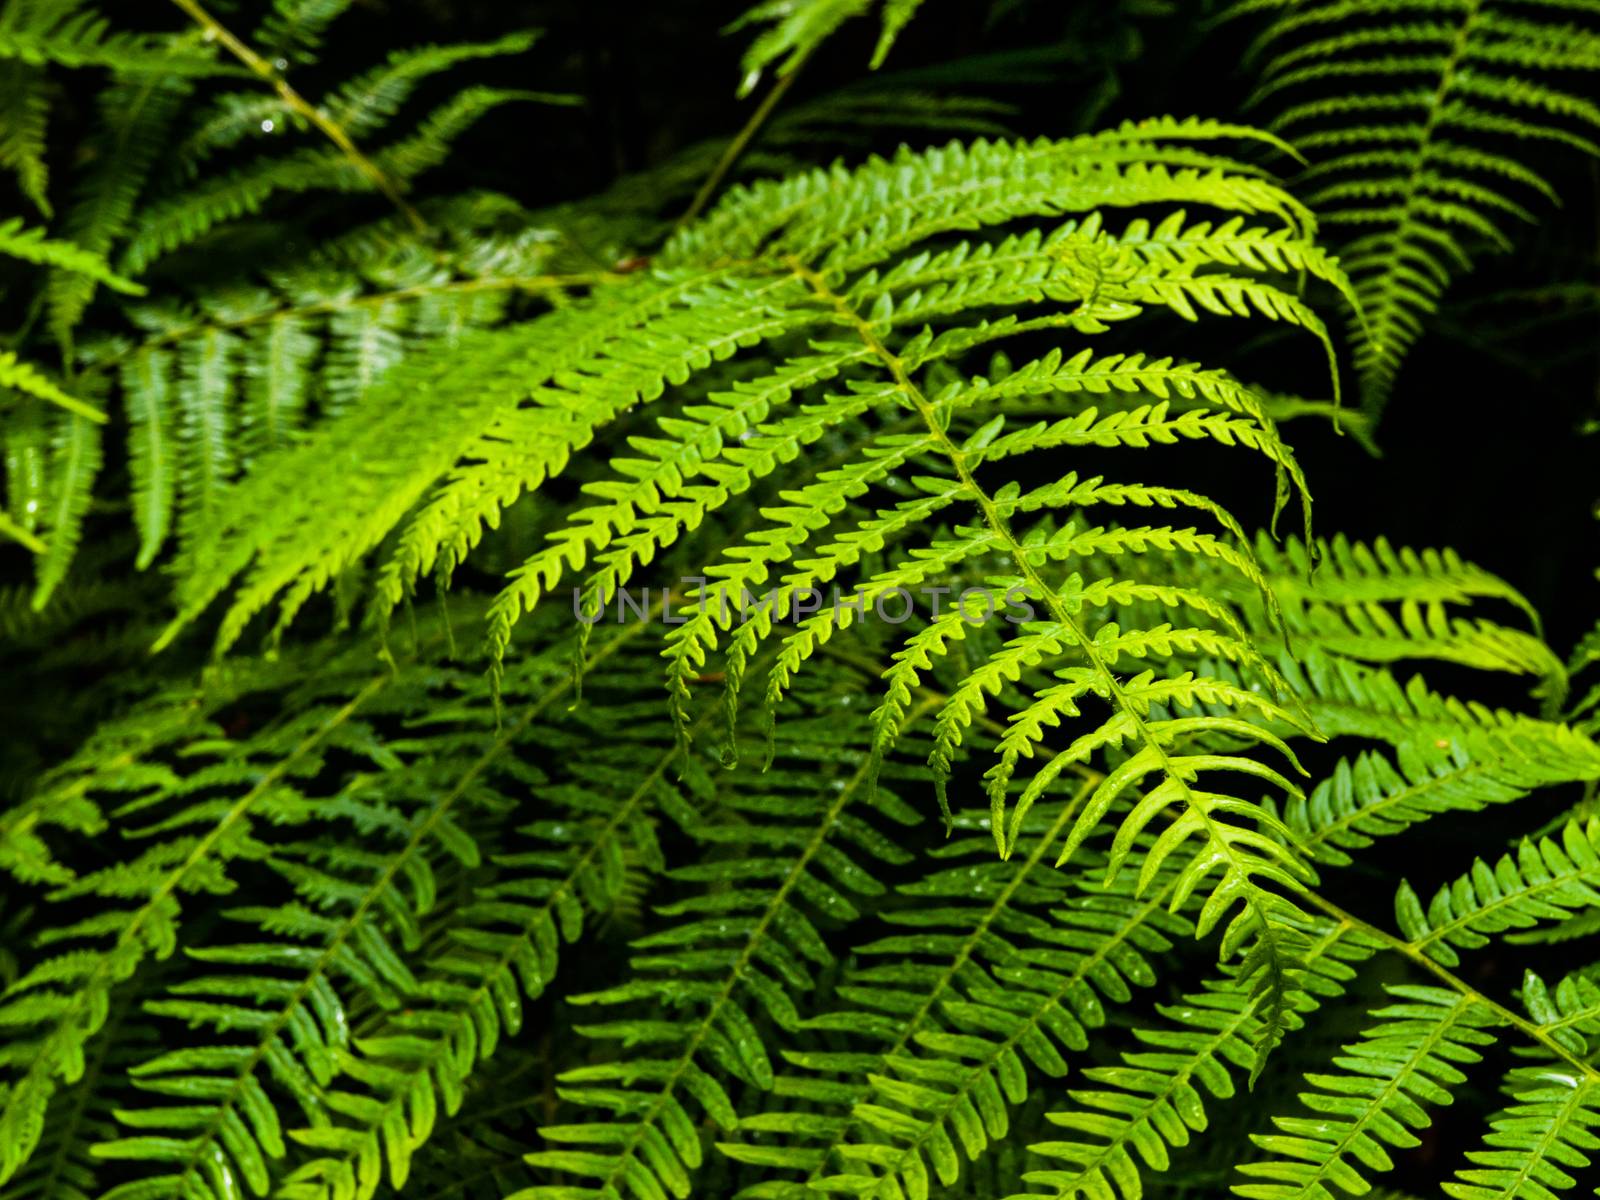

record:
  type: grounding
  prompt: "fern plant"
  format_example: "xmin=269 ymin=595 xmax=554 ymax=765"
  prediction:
xmin=5 ymin=5 xmax=1600 ymax=1200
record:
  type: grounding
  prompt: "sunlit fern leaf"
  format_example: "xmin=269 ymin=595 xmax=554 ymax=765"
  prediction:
xmin=164 ymin=123 xmax=1336 ymax=660
xmin=1014 ymin=917 xmax=1380 ymax=1200
xmin=1228 ymin=0 xmax=1600 ymax=417
xmin=1393 ymin=817 xmax=1600 ymax=968
xmin=718 ymin=801 xmax=1193 ymax=1200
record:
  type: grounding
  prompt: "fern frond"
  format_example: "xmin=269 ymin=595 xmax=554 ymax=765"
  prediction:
xmin=100 ymin=248 xmax=555 ymax=571
xmin=0 ymin=10 xmax=225 ymax=75
xmin=1286 ymin=733 xmax=1597 ymax=869
xmin=1286 ymin=654 xmax=1596 ymax=760
xmin=1443 ymin=1066 xmax=1600 ymax=1200
xmin=1232 ymin=0 xmax=1600 ymax=415
xmin=0 ymin=979 xmax=162 ymax=1200
xmin=720 ymin=800 xmax=1193 ymax=1199
xmin=31 ymin=410 xmax=103 ymax=611
xmin=151 ymin=127 xmax=1353 ymax=1076
xmin=515 ymin=709 xmax=929 ymax=1200
xmin=1394 ymin=818 xmax=1600 ymax=967
xmin=1016 ymin=918 xmax=1381 ymax=1200
xmin=1267 ymin=654 xmax=1600 ymax=871
xmin=168 ymin=127 xmax=1335 ymax=660
xmin=370 ymin=87 xmax=572 ymax=184
xmin=1570 ymin=617 xmax=1600 ymax=725
xmin=1233 ymin=985 xmax=1502 ymax=1200
xmin=0 ymin=61 xmax=50 ymax=214
xmin=0 ymin=642 xmax=415 ymax=1184
xmin=1439 ymin=969 xmax=1600 ymax=1200
xmin=324 ymin=32 xmax=543 ymax=138
xmin=46 ymin=67 xmax=192 ymax=349
xmin=255 ymin=0 xmax=358 ymax=61
xmin=115 ymin=149 xmax=351 ymax=276
xmin=276 ymin=681 xmax=682 ymax=1200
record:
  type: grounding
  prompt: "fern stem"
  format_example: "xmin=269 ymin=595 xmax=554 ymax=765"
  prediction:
xmin=675 ymin=49 xmax=812 ymax=232
xmin=165 ymin=0 xmax=430 ymax=236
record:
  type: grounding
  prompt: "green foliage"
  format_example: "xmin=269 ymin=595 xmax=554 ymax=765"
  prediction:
xmin=4 ymin=5 xmax=1600 ymax=1200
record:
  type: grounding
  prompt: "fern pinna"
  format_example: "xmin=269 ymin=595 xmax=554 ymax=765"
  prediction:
xmin=5 ymin=5 xmax=1600 ymax=1200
